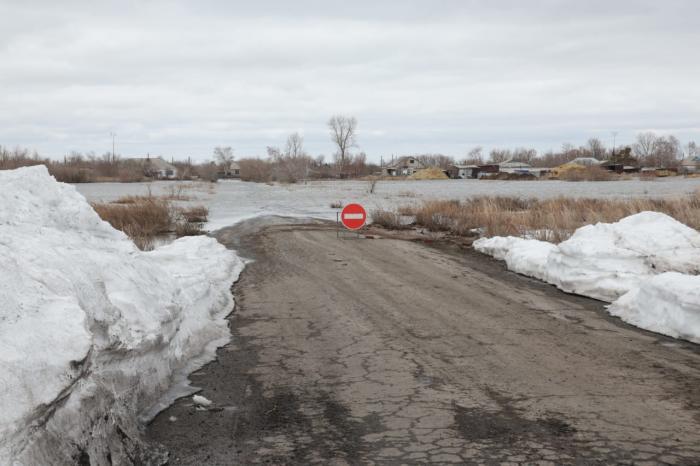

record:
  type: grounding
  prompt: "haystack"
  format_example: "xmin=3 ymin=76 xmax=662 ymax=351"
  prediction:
xmin=409 ymin=167 xmax=448 ymax=180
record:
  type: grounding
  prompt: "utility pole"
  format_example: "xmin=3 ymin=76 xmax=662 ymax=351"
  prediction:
xmin=611 ymin=131 xmax=618 ymax=160
xmin=110 ymin=132 xmax=116 ymax=163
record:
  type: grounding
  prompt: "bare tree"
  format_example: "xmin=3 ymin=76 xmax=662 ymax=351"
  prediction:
xmin=285 ymin=132 xmax=305 ymax=158
xmin=266 ymin=137 xmax=313 ymax=183
xmin=654 ymin=135 xmax=681 ymax=168
xmin=632 ymin=132 xmax=683 ymax=167
xmin=488 ymin=148 xmax=512 ymax=163
xmin=415 ymin=154 xmax=455 ymax=169
xmin=328 ymin=115 xmax=357 ymax=174
xmin=633 ymin=132 xmax=658 ymax=161
xmin=266 ymin=146 xmax=282 ymax=160
xmin=214 ymin=146 xmax=235 ymax=166
xmin=587 ymin=138 xmax=607 ymax=159
xmin=462 ymin=146 xmax=484 ymax=165
xmin=512 ymin=147 xmax=537 ymax=164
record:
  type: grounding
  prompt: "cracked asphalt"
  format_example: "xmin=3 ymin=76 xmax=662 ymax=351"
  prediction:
xmin=147 ymin=219 xmax=700 ymax=465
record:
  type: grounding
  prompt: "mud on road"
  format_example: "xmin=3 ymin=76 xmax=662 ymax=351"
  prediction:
xmin=147 ymin=219 xmax=700 ymax=464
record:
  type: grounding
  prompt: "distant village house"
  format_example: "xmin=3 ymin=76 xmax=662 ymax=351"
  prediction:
xmin=218 ymin=161 xmax=241 ymax=179
xmin=681 ymin=156 xmax=700 ymax=174
xmin=497 ymin=159 xmax=532 ymax=174
xmin=447 ymin=164 xmax=479 ymax=179
xmin=382 ymin=156 xmax=426 ymax=176
xmin=125 ymin=156 xmax=178 ymax=179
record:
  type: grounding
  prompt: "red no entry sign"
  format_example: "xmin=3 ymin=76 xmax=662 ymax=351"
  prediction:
xmin=340 ymin=203 xmax=367 ymax=230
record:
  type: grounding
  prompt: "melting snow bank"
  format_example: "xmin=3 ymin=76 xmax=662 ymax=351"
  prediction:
xmin=474 ymin=212 xmax=700 ymax=344
xmin=0 ymin=166 xmax=243 ymax=464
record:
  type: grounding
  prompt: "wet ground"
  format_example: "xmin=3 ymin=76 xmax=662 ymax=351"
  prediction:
xmin=147 ymin=220 xmax=700 ymax=465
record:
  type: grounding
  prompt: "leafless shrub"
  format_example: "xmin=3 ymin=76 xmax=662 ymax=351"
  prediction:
xmin=367 ymin=176 xmax=379 ymax=194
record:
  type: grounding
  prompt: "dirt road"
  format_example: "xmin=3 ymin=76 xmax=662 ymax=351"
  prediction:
xmin=147 ymin=219 xmax=700 ymax=464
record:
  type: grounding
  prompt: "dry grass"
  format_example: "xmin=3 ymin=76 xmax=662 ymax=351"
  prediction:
xmin=371 ymin=209 xmax=411 ymax=230
xmin=92 ymin=196 xmax=208 ymax=249
xmin=397 ymin=205 xmax=417 ymax=216
xmin=174 ymin=221 xmax=205 ymax=237
xmin=113 ymin=195 xmax=144 ymax=204
xmin=375 ymin=192 xmax=700 ymax=242
xmin=92 ymin=196 xmax=171 ymax=249
xmin=179 ymin=205 xmax=209 ymax=223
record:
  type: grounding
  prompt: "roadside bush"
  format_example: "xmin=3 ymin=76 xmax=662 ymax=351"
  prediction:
xmin=414 ymin=200 xmax=461 ymax=232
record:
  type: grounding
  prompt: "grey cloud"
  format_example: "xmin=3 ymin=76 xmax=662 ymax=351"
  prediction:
xmin=0 ymin=0 xmax=698 ymax=160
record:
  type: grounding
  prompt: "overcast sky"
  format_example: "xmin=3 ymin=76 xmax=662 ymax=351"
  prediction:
xmin=1 ymin=0 xmax=698 ymax=162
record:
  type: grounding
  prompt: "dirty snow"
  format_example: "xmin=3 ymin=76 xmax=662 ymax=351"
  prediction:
xmin=474 ymin=212 xmax=700 ymax=343
xmin=192 ymin=394 xmax=213 ymax=407
xmin=0 ymin=166 xmax=242 ymax=464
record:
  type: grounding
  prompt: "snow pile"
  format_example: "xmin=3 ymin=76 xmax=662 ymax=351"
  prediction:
xmin=0 ymin=166 xmax=242 ymax=464
xmin=609 ymin=273 xmax=700 ymax=343
xmin=472 ymin=236 xmax=557 ymax=282
xmin=474 ymin=212 xmax=700 ymax=343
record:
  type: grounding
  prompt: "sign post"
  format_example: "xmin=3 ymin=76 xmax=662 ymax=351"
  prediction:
xmin=337 ymin=203 xmax=367 ymax=238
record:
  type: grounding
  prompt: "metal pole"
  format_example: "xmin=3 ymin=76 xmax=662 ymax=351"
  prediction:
xmin=110 ymin=132 xmax=116 ymax=162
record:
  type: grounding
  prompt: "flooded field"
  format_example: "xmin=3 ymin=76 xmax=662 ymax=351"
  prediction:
xmin=76 ymin=177 xmax=700 ymax=231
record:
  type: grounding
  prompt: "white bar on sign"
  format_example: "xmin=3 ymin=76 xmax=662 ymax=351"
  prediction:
xmin=343 ymin=213 xmax=364 ymax=220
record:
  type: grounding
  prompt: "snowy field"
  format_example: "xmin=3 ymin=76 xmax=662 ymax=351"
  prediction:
xmin=75 ymin=177 xmax=700 ymax=231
